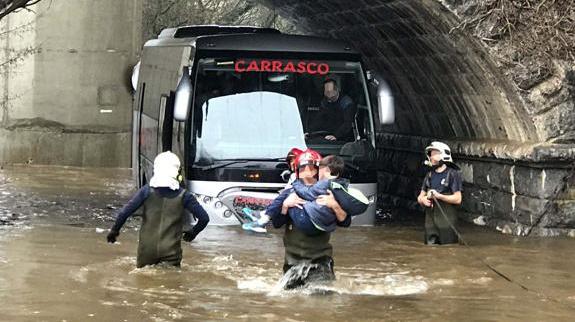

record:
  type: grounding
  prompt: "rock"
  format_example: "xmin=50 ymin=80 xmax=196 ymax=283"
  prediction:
xmin=496 ymin=224 xmax=512 ymax=234
xmin=473 ymin=215 xmax=487 ymax=226
xmin=512 ymin=62 xmax=553 ymax=91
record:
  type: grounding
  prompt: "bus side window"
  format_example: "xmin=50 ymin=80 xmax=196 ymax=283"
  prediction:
xmin=160 ymin=91 xmax=175 ymax=152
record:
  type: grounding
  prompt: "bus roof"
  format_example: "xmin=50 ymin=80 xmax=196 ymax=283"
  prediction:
xmin=195 ymin=33 xmax=360 ymax=58
xmin=146 ymin=25 xmax=361 ymax=60
xmin=158 ymin=25 xmax=281 ymax=39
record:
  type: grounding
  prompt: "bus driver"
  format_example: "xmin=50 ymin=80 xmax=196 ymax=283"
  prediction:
xmin=307 ymin=79 xmax=356 ymax=142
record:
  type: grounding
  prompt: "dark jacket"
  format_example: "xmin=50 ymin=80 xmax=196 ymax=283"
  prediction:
xmin=311 ymin=95 xmax=356 ymax=141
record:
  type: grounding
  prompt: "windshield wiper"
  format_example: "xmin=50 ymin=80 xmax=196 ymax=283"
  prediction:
xmin=197 ymin=160 xmax=250 ymax=170
xmin=197 ymin=158 xmax=285 ymax=170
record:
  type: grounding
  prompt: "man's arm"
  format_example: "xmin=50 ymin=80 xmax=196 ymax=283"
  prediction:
xmin=433 ymin=191 xmax=462 ymax=205
xmin=107 ymin=185 xmax=149 ymax=242
xmin=110 ymin=185 xmax=149 ymax=232
xmin=418 ymin=172 xmax=433 ymax=208
xmin=417 ymin=190 xmax=433 ymax=208
xmin=334 ymin=97 xmax=356 ymax=140
xmin=183 ymin=192 xmax=210 ymax=240
xmin=267 ymin=190 xmax=292 ymax=228
xmin=317 ymin=190 xmax=351 ymax=227
xmin=292 ymin=179 xmax=329 ymax=201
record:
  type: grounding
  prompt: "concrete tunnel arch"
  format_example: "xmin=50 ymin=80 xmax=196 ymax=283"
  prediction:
xmin=259 ymin=0 xmax=575 ymax=236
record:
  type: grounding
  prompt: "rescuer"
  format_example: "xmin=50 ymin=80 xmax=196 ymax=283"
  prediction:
xmin=416 ymin=141 xmax=463 ymax=245
xmin=106 ymin=151 xmax=210 ymax=268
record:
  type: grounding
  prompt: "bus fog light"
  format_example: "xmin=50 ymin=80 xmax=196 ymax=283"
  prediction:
xmin=223 ymin=210 xmax=233 ymax=218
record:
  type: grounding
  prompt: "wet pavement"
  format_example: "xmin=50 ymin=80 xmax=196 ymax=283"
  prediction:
xmin=1 ymin=165 xmax=575 ymax=321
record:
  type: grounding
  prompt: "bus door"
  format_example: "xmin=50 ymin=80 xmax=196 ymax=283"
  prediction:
xmin=158 ymin=92 xmax=175 ymax=153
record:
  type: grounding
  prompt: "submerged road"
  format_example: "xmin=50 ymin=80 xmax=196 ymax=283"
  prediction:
xmin=0 ymin=165 xmax=574 ymax=321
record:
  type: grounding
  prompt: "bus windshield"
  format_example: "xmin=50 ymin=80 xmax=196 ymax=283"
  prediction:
xmin=192 ymin=57 xmax=375 ymax=164
xmin=193 ymin=92 xmax=306 ymax=163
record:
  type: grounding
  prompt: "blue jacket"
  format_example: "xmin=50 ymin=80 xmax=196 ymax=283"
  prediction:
xmin=292 ymin=178 xmax=368 ymax=232
xmin=267 ymin=188 xmax=352 ymax=229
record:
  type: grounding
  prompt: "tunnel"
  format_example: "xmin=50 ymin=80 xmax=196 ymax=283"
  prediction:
xmin=0 ymin=0 xmax=572 ymax=236
xmin=259 ymin=0 xmax=575 ymax=236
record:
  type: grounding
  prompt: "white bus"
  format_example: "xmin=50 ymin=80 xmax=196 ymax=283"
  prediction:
xmin=132 ymin=25 xmax=394 ymax=225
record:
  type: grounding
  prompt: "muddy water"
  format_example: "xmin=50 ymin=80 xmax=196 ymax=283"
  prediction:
xmin=1 ymin=165 xmax=575 ymax=321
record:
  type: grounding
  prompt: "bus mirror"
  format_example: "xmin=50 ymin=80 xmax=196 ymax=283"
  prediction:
xmin=377 ymin=81 xmax=394 ymax=124
xmin=369 ymin=72 xmax=394 ymax=125
xmin=131 ymin=61 xmax=140 ymax=93
xmin=174 ymin=66 xmax=192 ymax=121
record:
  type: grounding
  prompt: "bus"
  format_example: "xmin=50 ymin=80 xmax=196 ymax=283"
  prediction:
xmin=132 ymin=25 xmax=394 ymax=225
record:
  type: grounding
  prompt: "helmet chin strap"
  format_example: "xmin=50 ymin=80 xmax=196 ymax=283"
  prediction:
xmin=431 ymin=160 xmax=445 ymax=170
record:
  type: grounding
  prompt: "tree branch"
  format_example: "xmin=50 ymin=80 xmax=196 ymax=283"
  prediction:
xmin=0 ymin=0 xmax=44 ymax=21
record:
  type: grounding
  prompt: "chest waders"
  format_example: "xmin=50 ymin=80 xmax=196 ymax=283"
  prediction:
xmin=137 ymin=188 xmax=185 ymax=268
xmin=425 ymin=199 xmax=459 ymax=245
xmin=422 ymin=169 xmax=460 ymax=245
xmin=282 ymin=223 xmax=335 ymax=289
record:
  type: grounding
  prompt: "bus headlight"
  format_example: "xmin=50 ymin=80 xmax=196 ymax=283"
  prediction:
xmin=214 ymin=201 xmax=223 ymax=209
xmin=223 ymin=210 xmax=233 ymax=218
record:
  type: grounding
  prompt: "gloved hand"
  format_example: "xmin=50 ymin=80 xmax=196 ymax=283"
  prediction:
xmin=107 ymin=229 xmax=119 ymax=243
xmin=182 ymin=231 xmax=196 ymax=242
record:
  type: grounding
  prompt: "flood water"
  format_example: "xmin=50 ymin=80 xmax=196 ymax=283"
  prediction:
xmin=1 ymin=165 xmax=575 ymax=321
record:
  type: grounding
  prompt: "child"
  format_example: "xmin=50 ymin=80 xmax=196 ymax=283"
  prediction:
xmin=106 ymin=151 xmax=210 ymax=268
xmin=288 ymin=153 xmax=369 ymax=236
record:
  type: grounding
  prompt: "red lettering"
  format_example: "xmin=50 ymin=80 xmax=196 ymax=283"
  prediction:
xmin=261 ymin=60 xmax=272 ymax=72
xmin=306 ymin=62 xmax=317 ymax=75
xmin=297 ymin=62 xmax=306 ymax=73
xmin=235 ymin=60 xmax=331 ymax=75
xmin=272 ymin=61 xmax=282 ymax=72
xmin=284 ymin=62 xmax=296 ymax=73
xmin=246 ymin=60 xmax=260 ymax=72
xmin=235 ymin=60 xmax=246 ymax=72
xmin=317 ymin=63 xmax=330 ymax=75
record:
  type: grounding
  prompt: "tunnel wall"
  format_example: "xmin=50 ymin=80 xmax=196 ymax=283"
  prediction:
xmin=0 ymin=0 xmax=142 ymax=167
xmin=263 ymin=0 xmax=575 ymax=235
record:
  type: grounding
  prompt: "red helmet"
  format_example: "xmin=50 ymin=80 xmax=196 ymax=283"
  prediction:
xmin=286 ymin=148 xmax=304 ymax=171
xmin=295 ymin=148 xmax=322 ymax=170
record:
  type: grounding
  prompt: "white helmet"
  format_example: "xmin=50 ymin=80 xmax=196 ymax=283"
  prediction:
xmin=424 ymin=141 xmax=453 ymax=166
xmin=149 ymin=151 xmax=181 ymax=190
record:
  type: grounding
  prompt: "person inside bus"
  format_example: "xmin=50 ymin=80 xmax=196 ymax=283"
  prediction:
xmin=416 ymin=141 xmax=463 ymax=245
xmin=106 ymin=151 xmax=210 ymax=268
xmin=306 ymin=78 xmax=356 ymax=142
xmin=266 ymin=148 xmax=351 ymax=290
